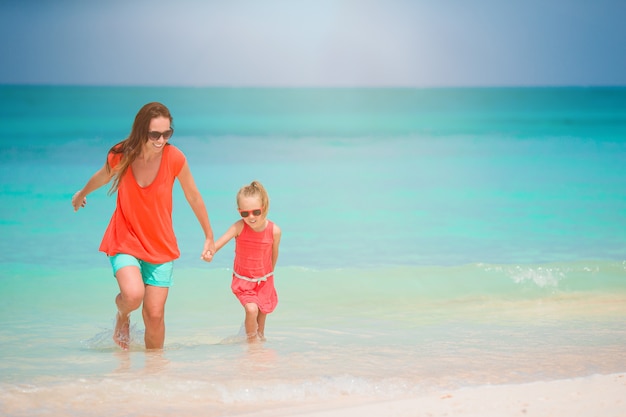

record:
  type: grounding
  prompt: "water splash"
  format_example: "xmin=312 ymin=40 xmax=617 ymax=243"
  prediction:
xmin=81 ymin=323 xmax=144 ymax=351
xmin=508 ymin=265 xmax=563 ymax=288
xmin=217 ymin=323 xmax=248 ymax=345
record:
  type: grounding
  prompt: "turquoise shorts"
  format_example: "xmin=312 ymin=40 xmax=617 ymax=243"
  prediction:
xmin=108 ymin=254 xmax=174 ymax=288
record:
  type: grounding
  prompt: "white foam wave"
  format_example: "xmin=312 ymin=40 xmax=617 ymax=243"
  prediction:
xmin=508 ymin=266 xmax=563 ymax=288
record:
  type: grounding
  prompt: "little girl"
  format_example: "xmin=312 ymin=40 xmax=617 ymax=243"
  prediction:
xmin=205 ymin=181 xmax=282 ymax=342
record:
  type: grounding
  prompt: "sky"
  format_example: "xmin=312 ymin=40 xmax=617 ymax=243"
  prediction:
xmin=0 ymin=0 xmax=625 ymax=87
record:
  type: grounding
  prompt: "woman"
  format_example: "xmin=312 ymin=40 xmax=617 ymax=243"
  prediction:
xmin=72 ymin=102 xmax=215 ymax=350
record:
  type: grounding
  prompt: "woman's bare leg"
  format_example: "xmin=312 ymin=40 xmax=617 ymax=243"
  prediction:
xmin=114 ymin=266 xmax=145 ymax=350
xmin=142 ymin=285 xmax=169 ymax=349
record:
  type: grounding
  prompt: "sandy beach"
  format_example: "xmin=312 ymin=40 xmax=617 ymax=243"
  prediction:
xmin=240 ymin=373 xmax=625 ymax=417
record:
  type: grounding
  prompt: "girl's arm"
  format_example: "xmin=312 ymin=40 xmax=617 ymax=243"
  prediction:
xmin=72 ymin=162 xmax=113 ymax=211
xmin=177 ymin=161 xmax=216 ymax=259
xmin=272 ymin=223 xmax=282 ymax=269
xmin=202 ymin=221 xmax=243 ymax=262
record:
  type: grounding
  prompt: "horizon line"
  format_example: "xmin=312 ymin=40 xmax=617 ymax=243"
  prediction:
xmin=1 ymin=83 xmax=625 ymax=89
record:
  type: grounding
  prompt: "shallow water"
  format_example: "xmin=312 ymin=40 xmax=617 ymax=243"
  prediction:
xmin=2 ymin=263 xmax=626 ymax=416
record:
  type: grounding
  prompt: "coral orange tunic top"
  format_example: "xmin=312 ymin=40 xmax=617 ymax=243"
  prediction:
xmin=99 ymin=144 xmax=185 ymax=263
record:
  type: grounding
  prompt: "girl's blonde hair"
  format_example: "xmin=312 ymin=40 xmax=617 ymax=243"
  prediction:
xmin=237 ymin=180 xmax=270 ymax=212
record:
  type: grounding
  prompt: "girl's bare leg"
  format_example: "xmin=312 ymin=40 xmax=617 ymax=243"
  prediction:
xmin=244 ymin=303 xmax=260 ymax=342
xmin=257 ymin=312 xmax=267 ymax=341
xmin=114 ymin=266 xmax=145 ymax=350
xmin=142 ymin=285 xmax=169 ymax=350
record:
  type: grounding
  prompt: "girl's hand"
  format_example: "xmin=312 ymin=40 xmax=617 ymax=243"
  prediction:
xmin=72 ymin=191 xmax=86 ymax=211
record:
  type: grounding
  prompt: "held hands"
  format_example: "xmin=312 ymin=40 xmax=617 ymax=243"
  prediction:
xmin=200 ymin=238 xmax=216 ymax=262
xmin=72 ymin=191 xmax=86 ymax=212
xmin=201 ymin=250 xmax=214 ymax=262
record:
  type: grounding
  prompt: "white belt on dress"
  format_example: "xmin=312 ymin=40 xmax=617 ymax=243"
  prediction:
xmin=233 ymin=271 xmax=273 ymax=283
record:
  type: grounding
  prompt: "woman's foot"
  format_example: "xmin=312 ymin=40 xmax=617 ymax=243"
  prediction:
xmin=113 ymin=311 xmax=131 ymax=350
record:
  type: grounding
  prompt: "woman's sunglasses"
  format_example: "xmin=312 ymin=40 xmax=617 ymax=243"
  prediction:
xmin=239 ymin=208 xmax=262 ymax=218
xmin=147 ymin=128 xmax=174 ymax=141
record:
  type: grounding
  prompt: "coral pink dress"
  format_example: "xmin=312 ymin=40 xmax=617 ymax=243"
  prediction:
xmin=231 ymin=220 xmax=278 ymax=314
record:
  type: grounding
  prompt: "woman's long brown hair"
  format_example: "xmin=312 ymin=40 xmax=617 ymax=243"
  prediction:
xmin=106 ymin=102 xmax=173 ymax=195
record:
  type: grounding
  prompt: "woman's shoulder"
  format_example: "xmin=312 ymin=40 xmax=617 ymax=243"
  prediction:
xmin=164 ymin=144 xmax=186 ymax=172
xmin=165 ymin=143 xmax=185 ymax=158
xmin=107 ymin=143 xmax=124 ymax=165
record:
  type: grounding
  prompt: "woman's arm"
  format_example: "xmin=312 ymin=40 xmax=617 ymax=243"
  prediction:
xmin=72 ymin=162 xmax=113 ymax=211
xmin=177 ymin=161 xmax=216 ymax=259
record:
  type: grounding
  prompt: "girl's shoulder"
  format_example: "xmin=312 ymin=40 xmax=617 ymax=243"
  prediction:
xmin=268 ymin=220 xmax=281 ymax=237
xmin=233 ymin=219 xmax=245 ymax=235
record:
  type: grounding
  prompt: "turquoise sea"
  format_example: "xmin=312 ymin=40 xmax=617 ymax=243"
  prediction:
xmin=1 ymin=86 xmax=625 ymax=416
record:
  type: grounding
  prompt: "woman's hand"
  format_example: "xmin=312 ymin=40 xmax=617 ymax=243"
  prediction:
xmin=72 ymin=191 xmax=86 ymax=211
xmin=201 ymin=250 xmax=213 ymax=262
xmin=200 ymin=238 xmax=216 ymax=262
